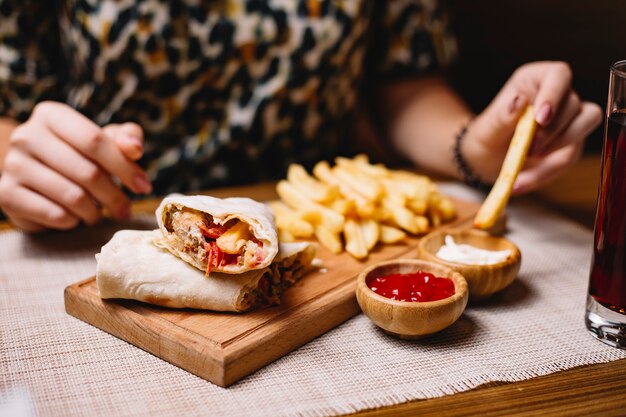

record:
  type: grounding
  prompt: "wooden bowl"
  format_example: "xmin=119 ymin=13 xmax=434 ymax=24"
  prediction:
xmin=417 ymin=229 xmax=521 ymax=300
xmin=356 ymin=260 xmax=469 ymax=339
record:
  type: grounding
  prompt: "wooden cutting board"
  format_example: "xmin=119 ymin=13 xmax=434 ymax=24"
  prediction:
xmin=64 ymin=198 xmax=479 ymax=387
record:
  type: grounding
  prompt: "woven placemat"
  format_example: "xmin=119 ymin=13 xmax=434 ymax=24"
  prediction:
xmin=1 ymin=184 xmax=625 ymax=417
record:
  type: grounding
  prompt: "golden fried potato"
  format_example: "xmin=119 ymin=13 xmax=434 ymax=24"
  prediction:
xmin=474 ymin=106 xmax=537 ymax=229
xmin=275 ymin=154 xmax=457 ymax=259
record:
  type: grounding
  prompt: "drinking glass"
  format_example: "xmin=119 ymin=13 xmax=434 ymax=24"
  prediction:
xmin=585 ymin=60 xmax=626 ymax=348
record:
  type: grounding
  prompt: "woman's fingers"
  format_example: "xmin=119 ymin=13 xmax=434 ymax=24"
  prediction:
xmin=531 ymin=92 xmax=582 ymax=155
xmin=535 ymin=102 xmax=603 ymax=156
xmin=0 ymin=101 xmax=149 ymax=232
xmin=34 ymin=102 xmax=152 ymax=194
xmin=513 ymin=99 xmax=597 ymax=196
xmin=11 ymin=123 xmax=131 ymax=219
xmin=4 ymin=150 xmax=101 ymax=225
xmin=0 ymin=179 xmax=80 ymax=230
xmin=471 ymin=61 xmax=602 ymax=196
xmin=531 ymin=62 xmax=573 ymax=127
xmin=103 ymin=122 xmax=144 ymax=161
xmin=8 ymin=216 xmax=46 ymax=233
xmin=512 ymin=141 xmax=584 ymax=195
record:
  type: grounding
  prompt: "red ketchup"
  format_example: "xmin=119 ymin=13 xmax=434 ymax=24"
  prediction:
xmin=367 ymin=271 xmax=455 ymax=302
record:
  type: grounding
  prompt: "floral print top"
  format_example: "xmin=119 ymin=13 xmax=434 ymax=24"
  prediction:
xmin=0 ymin=0 xmax=455 ymax=194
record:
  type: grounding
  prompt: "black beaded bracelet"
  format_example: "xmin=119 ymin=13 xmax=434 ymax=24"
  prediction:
xmin=452 ymin=120 xmax=492 ymax=191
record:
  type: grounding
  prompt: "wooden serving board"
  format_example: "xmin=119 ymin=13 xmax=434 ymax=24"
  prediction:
xmin=64 ymin=199 xmax=479 ymax=387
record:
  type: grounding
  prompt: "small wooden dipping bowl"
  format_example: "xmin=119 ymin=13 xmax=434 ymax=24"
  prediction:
xmin=356 ymin=260 xmax=468 ymax=339
xmin=417 ymin=229 xmax=521 ymax=300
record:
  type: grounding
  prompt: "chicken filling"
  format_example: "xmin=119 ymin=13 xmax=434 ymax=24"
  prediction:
xmin=164 ymin=208 xmax=265 ymax=274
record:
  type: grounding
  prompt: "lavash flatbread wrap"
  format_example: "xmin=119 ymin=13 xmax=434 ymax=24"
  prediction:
xmin=270 ymin=240 xmax=318 ymax=289
xmin=96 ymin=230 xmax=317 ymax=312
xmin=154 ymin=195 xmax=279 ymax=275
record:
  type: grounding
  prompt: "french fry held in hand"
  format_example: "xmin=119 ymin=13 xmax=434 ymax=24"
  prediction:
xmin=474 ymin=105 xmax=538 ymax=230
xmin=273 ymin=155 xmax=458 ymax=259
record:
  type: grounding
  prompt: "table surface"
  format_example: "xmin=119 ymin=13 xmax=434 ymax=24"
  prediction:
xmin=360 ymin=155 xmax=626 ymax=417
xmin=4 ymin=155 xmax=626 ymax=416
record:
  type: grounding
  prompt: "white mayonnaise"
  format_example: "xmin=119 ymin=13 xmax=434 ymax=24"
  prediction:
xmin=435 ymin=235 xmax=512 ymax=265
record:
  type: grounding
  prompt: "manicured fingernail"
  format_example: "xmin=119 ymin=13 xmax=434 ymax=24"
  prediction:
xmin=508 ymin=95 xmax=520 ymax=114
xmin=536 ymin=103 xmax=552 ymax=126
xmin=126 ymin=135 xmax=143 ymax=149
xmin=134 ymin=174 xmax=153 ymax=194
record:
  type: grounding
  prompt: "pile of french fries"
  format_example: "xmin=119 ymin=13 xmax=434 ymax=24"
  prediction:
xmin=270 ymin=155 xmax=456 ymax=259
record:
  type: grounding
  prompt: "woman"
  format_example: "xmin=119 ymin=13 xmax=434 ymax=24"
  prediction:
xmin=0 ymin=0 xmax=602 ymax=232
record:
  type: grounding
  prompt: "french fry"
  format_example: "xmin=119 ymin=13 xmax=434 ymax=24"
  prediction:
xmin=428 ymin=209 xmax=441 ymax=228
xmin=333 ymin=165 xmax=383 ymax=202
xmin=276 ymin=154 xmax=457 ymax=259
xmin=330 ymin=198 xmax=355 ymax=216
xmin=415 ymin=215 xmax=430 ymax=234
xmin=287 ymin=164 xmax=339 ymax=203
xmin=382 ymin=185 xmax=406 ymax=206
xmin=276 ymin=180 xmax=344 ymax=233
xmin=300 ymin=210 xmax=322 ymax=224
xmin=312 ymin=160 xmax=338 ymax=183
xmin=407 ymin=197 xmax=428 ymax=215
xmin=382 ymin=198 xmax=419 ymax=234
xmin=384 ymin=175 xmax=430 ymax=201
xmin=277 ymin=223 xmax=307 ymax=239
xmin=379 ymin=225 xmax=406 ymax=243
xmin=359 ymin=219 xmax=380 ymax=251
xmin=350 ymin=154 xmax=390 ymax=178
xmin=372 ymin=207 xmax=391 ymax=222
xmin=279 ymin=229 xmax=296 ymax=242
xmin=270 ymin=200 xmax=321 ymax=224
xmin=474 ymin=105 xmax=537 ymax=229
xmin=437 ymin=196 xmax=456 ymax=221
xmin=269 ymin=202 xmax=315 ymax=238
xmin=427 ymin=193 xmax=442 ymax=228
xmin=353 ymin=201 xmax=376 ymax=219
xmin=344 ymin=219 xmax=368 ymax=259
xmin=314 ymin=225 xmax=343 ymax=254
xmin=313 ymin=161 xmax=375 ymax=217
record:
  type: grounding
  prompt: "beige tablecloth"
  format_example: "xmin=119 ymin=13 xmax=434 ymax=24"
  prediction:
xmin=1 ymin=184 xmax=625 ymax=417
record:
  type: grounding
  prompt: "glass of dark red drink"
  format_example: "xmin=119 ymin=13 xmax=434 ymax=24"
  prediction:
xmin=586 ymin=60 xmax=626 ymax=348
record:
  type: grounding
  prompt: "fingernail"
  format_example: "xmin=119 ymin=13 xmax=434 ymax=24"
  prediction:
xmin=508 ymin=95 xmax=520 ymax=114
xmin=125 ymin=134 xmax=143 ymax=149
xmin=536 ymin=103 xmax=552 ymax=126
xmin=512 ymin=181 xmax=524 ymax=195
xmin=134 ymin=174 xmax=153 ymax=194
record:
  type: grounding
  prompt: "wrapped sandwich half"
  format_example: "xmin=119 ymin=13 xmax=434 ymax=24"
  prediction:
xmin=154 ymin=195 xmax=279 ymax=275
xmin=96 ymin=230 xmax=317 ymax=312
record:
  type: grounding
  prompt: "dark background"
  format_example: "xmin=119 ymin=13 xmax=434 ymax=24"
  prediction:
xmin=449 ymin=0 xmax=626 ymax=153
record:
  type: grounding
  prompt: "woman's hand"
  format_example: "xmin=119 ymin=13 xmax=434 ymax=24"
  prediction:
xmin=464 ymin=61 xmax=603 ymax=195
xmin=0 ymin=101 xmax=152 ymax=232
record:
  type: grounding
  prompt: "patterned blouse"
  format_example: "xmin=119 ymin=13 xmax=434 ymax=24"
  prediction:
xmin=0 ymin=0 xmax=455 ymax=194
